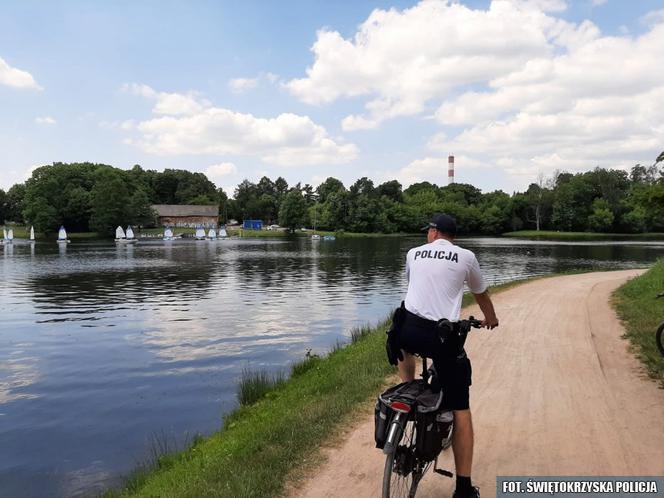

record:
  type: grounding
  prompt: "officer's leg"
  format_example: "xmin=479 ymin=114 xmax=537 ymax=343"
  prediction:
xmin=397 ymin=351 xmax=416 ymax=382
xmin=452 ymin=409 xmax=474 ymax=476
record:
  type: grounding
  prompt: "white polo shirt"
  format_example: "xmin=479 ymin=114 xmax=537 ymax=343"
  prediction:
xmin=404 ymin=238 xmax=487 ymax=322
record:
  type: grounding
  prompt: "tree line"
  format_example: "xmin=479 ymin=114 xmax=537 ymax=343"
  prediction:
xmin=1 ymin=153 xmax=663 ymax=235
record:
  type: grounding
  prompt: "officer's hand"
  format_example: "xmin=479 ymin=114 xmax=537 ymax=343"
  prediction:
xmin=482 ymin=316 xmax=499 ymax=329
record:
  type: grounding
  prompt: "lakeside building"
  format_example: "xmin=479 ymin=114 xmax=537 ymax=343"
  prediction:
xmin=151 ymin=204 xmax=219 ymax=228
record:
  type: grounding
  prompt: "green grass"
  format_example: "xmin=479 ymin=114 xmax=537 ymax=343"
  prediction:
xmin=503 ymin=230 xmax=664 ymax=241
xmin=612 ymin=259 xmax=664 ymax=384
xmin=237 ymin=368 xmax=286 ymax=406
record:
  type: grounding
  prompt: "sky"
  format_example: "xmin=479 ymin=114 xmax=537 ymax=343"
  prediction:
xmin=1 ymin=0 xmax=663 ymax=196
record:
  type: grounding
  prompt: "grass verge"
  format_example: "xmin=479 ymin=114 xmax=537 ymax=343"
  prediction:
xmin=612 ymin=259 xmax=664 ymax=384
xmin=103 ymin=271 xmax=614 ymax=498
xmin=503 ymin=230 xmax=664 ymax=241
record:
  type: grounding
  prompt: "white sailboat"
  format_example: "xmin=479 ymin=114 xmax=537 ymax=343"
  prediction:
xmin=30 ymin=226 xmax=35 ymax=242
xmin=194 ymin=227 xmax=206 ymax=240
xmin=207 ymin=228 xmax=217 ymax=240
xmin=125 ymin=226 xmax=138 ymax=244
xmin=163 ymin=227 xmax=174 ymax=241
xmin=2 ymin=228 xmax=8 ymax=244
xmin=219 ymin=226 xmax=228 ymax=239
xmin=57 ymin=226 xmax=70 ymax=244
xmin=115 ymin=226 xmax=126 ymax=241
xmin=7 ymin=229 xmax=14 ymax=243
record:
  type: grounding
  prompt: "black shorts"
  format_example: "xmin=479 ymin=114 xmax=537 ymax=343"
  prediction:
xmin=397 ymin=314 xmax=472 ymax=411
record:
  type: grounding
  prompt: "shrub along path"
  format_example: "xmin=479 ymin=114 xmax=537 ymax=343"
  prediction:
xmin=287 ymin=269 xmax=664 ymax=498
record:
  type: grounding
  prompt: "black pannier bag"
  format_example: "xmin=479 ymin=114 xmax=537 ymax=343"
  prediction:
xmin=374 ymin=380 xmax=449 ymax=453
xmin=415 ymin=408 xmax=453 ymax=461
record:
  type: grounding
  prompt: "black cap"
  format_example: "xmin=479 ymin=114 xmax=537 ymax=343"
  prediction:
xmin=422 ymin=213 xmax=457 ymax=235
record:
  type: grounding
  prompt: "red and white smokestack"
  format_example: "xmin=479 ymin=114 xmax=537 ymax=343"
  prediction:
xmin=448 ymin=154 xmax=455 ymax=184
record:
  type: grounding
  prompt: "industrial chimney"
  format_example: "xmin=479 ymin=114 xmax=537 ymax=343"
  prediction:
xmin=448 ymin=155 xmax=455 ymax=184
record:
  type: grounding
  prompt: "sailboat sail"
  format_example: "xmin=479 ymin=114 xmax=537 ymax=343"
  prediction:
xmin=115 ymin=226 xmax=126 ymax=239
xmin=208 ymin=228 xmax=216 ymax=239
xmin=7 ymin=229 xmax=13 ymax=240
xmin=126 ymin=226 xmax=135 ymax=239
xmin=30 ymin=226 xmax=35 ymax=240
xmin=219 ymin=227 xmax=228 ymax=238
xmin=2 ymin=228 xmax=7 ymax=240
xmin=164 ymin=227 xmax=174 ymax=238
xmin=195 ymin=227 xmax=206 ymax=239
xmin=58 ymin=226 xmax=67 ymax=241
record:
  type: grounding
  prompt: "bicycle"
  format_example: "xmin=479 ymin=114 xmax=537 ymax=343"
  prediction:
xmin=656 ymin=292 xmax=664 ymax=356
xmin=376 ymin=317 xmax=483 ymax=498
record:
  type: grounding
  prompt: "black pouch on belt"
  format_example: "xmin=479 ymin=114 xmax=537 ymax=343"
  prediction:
xmin=385 ymin=301 xmax=406 ymax=365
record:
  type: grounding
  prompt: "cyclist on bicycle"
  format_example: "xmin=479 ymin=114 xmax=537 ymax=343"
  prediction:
xmin=388 ymin=213 xmax=499 ymax=498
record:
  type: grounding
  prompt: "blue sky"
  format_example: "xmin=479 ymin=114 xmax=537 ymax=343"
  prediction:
xmin=1 ymin=0 xmax=663 ymax=195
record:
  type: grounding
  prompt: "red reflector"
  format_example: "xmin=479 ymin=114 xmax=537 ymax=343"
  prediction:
xmin=390 ymin=401 xmax=411 ymax=413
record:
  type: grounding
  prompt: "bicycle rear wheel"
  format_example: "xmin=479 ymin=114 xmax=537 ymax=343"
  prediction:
xmin=656 ymin=321 xmax=664 ymax=356
xmin=382 ymin=420 xmax=430 ymax=498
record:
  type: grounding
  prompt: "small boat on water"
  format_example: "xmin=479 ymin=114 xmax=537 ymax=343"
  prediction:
xmin=2 ymin=228 xmax=14 ymax=244
xmin=207 ymin=228 xmax=217 ymax=240
xmin=115 ymin=225 xmax=126 ymax=242
xmin=194 ymin=227 xmax=206 ymax=240
xmin=219 ymin=226 xmax=228 ymax=239
xmin=311 ymin=234 xmax=321 ymax=240
xmin=323 ymin=235 xmax=336 ymax=241
xmin=57 ymin=226 xmax=70 ymax=244
xmin=163 ymin=227 xmax=175 ymax=241
xmin=30 ymin=226 xmax=35 ymax=243
xmin=125 ymin=226 xmax=138 ymax=244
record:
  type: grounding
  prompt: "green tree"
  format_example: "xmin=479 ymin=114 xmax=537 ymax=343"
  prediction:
xmin=278 ymin=189 xmax=307 ymax=231
xmin=128 ymin=188 xmax=155 ymax=227
xmin=6 ymin=183 xmax=26 ymax=223
xmin=89 ymin=169 xmax=130 ymax=235
xmin=587 ymin=198 xmax=614 ymax=232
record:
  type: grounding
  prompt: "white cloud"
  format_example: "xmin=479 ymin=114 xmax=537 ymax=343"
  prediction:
xmin=205 ymin=162 xmax=238 ymax=184
xmin=640 ymin=9 xmax=664 ymax=27
xmin=35 ymin=116 xmax=56 ymax=125
xmin=286 ymin=0 xmax=592 ymax=128
xmin=0 ymin=56 xmax=41 ymax=90
xmin=122 ymin=86 xmax=358 ymax=166
xmin=228 ymin=77 xmax=259 ymax=93
xmin=121 ymin=83 xmax=210 ymax=115
xmin=591 ymin=0 xmax=607 ymax=6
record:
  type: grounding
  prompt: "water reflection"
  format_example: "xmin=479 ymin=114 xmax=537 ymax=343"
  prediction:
xmin=0 ymin=236 xmax=662 ymax=497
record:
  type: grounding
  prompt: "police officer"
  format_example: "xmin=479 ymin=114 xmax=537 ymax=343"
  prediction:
xmin=398 ymin=213 xmax=498 ymax=498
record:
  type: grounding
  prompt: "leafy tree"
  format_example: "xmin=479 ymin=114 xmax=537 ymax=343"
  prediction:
xmin=278 ymin=189 xmax=307 ymax=231
xmin=376 ymin=180 xmax=403 ymax=203
xmin=24 ymin=196 xmax=58 ymax=233
xmin=6 ymin=183 xmax=26 ymax=223
xmin=89 ymin=169 xmax=130 ymax=235
xmin=587 ymin=198 xmax=614 ymax=232
xmin=316 ymin=177 xmax=345 ymax=203
xmin=128 ymin=188 xmax=155 ymax=227
xmin=0 ymin=189 xmax=7 ymax=223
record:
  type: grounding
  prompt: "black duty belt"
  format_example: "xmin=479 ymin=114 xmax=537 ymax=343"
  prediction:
xmin=404 ymin=309 xmax=442 ymax=330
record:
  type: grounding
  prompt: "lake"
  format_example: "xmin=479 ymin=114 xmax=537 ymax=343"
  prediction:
xmin=1 ymin=235 xmax=662 ymax=497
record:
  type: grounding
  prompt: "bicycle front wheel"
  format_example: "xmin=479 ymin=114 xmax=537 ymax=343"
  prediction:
xmin=382 ymin=420 xmax=428 ymax=498
xmin=656 ymin=321 xmax=664 ymax=356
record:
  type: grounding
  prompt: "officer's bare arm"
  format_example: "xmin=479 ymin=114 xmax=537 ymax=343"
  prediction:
xmin=472 ymin=290 xmax=499 ymax=329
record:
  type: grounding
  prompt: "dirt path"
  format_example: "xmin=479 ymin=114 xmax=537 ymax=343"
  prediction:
xmin=286 ymin=270 xmax=664 ymax=498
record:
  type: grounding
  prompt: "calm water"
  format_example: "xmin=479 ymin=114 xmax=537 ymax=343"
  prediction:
xmin=1 ymin=236 xmax=662 ymax=497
